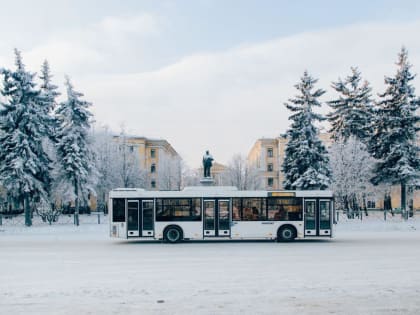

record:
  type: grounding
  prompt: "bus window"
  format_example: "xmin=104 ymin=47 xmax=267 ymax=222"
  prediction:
xmin=156 ymin=198 xmax=201 ymax=221
xmin=112 ymin=198 xmax=125 ymax=222
xmin=242 ymin=198 xmax=266 ymax=221
xmin=232 ymin=198 xmax=241 ymax=221
xmin=319 ymin=201 xmax=331 ymax=229
xmin=267 ymin=198 xmax=303 ymax=221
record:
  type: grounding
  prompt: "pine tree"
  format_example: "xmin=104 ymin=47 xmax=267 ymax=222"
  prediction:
xmin=327 ymin=67 xmax=374 ymax=143
xmin=282 ymin=71 xmax=331 ymax=190
xmin=0 ymin=49 xmax=52 ymax=226
xmin=369 ymin=47 xmax=420 ymax=218
xmin=55 ymin=76 xmax=98 ymax=226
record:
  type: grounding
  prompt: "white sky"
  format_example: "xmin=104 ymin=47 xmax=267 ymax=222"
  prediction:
xmin=0 ymin=1 xmax=420 ymax=167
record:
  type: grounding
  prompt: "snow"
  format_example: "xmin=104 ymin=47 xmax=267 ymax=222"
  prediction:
xmin=1 ymin=215 xmax=420 ymax=314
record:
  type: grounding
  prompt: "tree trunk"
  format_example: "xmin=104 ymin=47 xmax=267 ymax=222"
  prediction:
xmin=24 ymin=194 xmax=32 ymax=227
xmin=401 ymin=182 xmax=407 ymax=220
xmin=363 ymin=194 xmax=368 ymax=216
xmin=74 ymin=181 xmax=79 ymax=226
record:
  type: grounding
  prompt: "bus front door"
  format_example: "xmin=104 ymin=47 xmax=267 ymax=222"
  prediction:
xmin=127 ymin=200 xmax=154 ymax=238
xmin=304 ymin=199 xmax=332 ymax=237
xmin=203 ymin=199 xmax=231 ymax=237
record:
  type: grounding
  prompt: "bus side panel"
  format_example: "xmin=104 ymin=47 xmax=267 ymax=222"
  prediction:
xmin=231 ymin=221 xmax=275 ymax=239
xmin=155 ymin=221 xmax=204 ymax=240
xmin=110 ymin=222 xmax=127 ymax=239
xmin=230 ymin=221 xmax=304 ymax=239
xmin=109 ymin=198 xmax=127 ymax=239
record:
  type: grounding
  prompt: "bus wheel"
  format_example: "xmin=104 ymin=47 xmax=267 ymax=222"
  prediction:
xmin=164 ymin=226 xmax=183 ymax=243
xmin=277 ymin=225 xmax=296 ymax=242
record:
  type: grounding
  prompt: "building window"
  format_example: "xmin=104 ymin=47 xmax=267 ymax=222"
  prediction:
xmin=151 ymin=180 xmax=156 ymax=188
xmin=267 ymin=163 xmax=273 ymax=172
xmin=267 ymin=177 xmax=274 ymax=187
xmin=267 ymin=148 xmax=273 ymax=157
xmin=151 ymin=164 xmax=156 ymax=173
xmin=151 ymin=149 xmax=156 ymax=158
xmin=367 ymin=200 xmax=376 ymax=209
xmin=129 ymin=146 xmax=134 ymax=152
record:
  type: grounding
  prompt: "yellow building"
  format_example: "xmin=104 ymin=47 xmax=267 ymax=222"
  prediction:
xmin=248 ymin=137 xmax=282 ymax=190
xmin=114 ymin=136 xmax=181 ymax=191
xmin=248 ymin=133 xmax=419 ymax=211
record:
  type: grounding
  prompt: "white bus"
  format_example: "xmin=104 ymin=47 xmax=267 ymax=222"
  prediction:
xmin=109 ymin=186 xmax=334 ymax=242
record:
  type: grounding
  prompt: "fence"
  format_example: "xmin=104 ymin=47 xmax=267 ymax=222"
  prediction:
xmin=0 ymin=209 xmax=417 ymax=227
xmin=334 ymin=208 xmax=418 ymax=223
xmin=0 ymin=212 xmax=107 ymax=227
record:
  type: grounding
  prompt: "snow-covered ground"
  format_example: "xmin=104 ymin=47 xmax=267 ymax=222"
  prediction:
xmin=1 ymin=215 xmax=420 ymax=315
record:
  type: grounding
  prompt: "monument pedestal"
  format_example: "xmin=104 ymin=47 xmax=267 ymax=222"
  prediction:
xmin=200 ymin=177 xmax=215 ymax=186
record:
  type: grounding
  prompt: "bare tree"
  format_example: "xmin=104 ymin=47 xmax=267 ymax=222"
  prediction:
xmin=114 ymin=126 xmax=147 ymax=188
xmin=92 ymin=124 xmax=146 ymax=212
xmin=92 ymin=125 xmax=119 ymax=210
xmin=223 ymin=154 xmax=262 ymax=190
xmin=157 ymin=153 xmax=182 ymax=190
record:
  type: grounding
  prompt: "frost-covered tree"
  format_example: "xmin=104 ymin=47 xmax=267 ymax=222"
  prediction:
xmin=55 ymin=76 xmax=98 ymax=225
xmin=0 ymin=49 xmax=52 ymax=226
xmin=92 ymin=125 xmax=119 ymax=210
xmin=330 ymin=137 xmax=376 ymax=217
xmin=92 ymin=125 xmax=148 ymax=208
xmin=283 ymin=71 xmax=331 ymax=190
xmin=181 ymin=166 xmax=201 ymax=188
xmin=369 ymin=47 xmax=420 ymax=217
xmin=327 ymin=67 xmax=373 ymax=143
xmin=157 ymin=153 xmax=182 ymax=190
xmin=222 ymin=154 xmax=262 ymax=190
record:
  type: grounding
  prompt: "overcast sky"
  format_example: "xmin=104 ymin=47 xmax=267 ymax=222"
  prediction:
xmin=1 ymin=0 xmax=420 ymax=167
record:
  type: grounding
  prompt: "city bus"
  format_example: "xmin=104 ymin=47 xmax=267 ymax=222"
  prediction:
xmin=109 ymin=186 xmax=334 ymax=242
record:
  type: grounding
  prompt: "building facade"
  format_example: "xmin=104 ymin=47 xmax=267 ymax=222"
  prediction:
xmin=114 ymin=136 xmax=182 ymax=191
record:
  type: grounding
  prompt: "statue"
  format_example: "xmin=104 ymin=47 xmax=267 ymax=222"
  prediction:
xmin=202 ymin=150 xmax=214 ymax=178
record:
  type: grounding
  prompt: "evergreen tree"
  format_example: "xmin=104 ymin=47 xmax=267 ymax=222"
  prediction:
xmin=282 ymin=71 xmax=331 ymax=190
xmin=0 ymin=49 xmax=52 ymax=226
xmin=327 ymin=67 xmax=373 ymax=143
xmin=55 ymin=76 xmax=97 ymax=226
xmin=39 ymin=60 xmax=60 ymax=139
xmin=369 ymin=47 xmax=420 ymax=218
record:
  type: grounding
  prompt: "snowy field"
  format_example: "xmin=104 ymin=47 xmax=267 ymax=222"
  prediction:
xmin=1 ymin=214 xmax=420 ymax=315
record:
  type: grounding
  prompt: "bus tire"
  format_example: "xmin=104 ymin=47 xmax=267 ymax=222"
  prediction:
xmin=277 ymin=225 xmax=296 ymax=242
xmin=164 ymin=226 xmax=183 ymax=243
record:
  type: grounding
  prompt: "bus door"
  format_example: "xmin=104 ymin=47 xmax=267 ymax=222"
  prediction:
xmin=127 ymin=200 xmax=154 ymax=237
xmin=319 ymin=200 xmax=332 ymax=236
xmin=127 ymin=200 xmax=139 ymax=237
xmin=203 ymin=199 xmax=231 ymax=237
xmin=141 ymin=200 xmax=154 ymax=237
xmin=304 ymin=199 xmax=332 ymax=236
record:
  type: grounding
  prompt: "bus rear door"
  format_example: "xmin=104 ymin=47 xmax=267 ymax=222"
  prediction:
xmin=304 ymin=199 xmax=332 ymax=237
